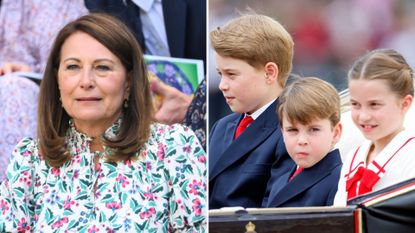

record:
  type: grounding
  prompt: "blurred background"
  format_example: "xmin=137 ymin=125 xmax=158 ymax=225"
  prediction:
xmin=208 ymin=0 xmax=415 ymax=129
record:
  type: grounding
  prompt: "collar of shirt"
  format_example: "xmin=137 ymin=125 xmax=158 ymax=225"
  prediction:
xmin=132 ymin=0 xmax=156 ymax=12
xmin=245 ymin=98 xmax=277 ymax=120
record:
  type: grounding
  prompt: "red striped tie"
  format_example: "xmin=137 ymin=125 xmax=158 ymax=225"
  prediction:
xmin=234 ymin=116 xmax=253 ymax=139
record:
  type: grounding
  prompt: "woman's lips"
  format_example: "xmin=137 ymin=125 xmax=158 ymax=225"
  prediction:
xmin=76 ymin=97 xmax=102 ymax=101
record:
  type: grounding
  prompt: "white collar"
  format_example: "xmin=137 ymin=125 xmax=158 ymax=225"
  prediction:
xmin=246 ymin=98 xmax=277 ymax=120
xmin=131 ymin=0 xmax=157 ymax=12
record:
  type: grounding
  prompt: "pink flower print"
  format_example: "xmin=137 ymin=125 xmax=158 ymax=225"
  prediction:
xmin=94 ymin=162 xmax=101 ymax=172
xmin=51 ymin=167 xmax=61 ymax=176
xmin=183 ymin=145 xmax=192 ymax=153
xmin=157 ymin=143 xmax=166 ymax=160
xmin=63 ymin=196 xmax=75 ymax=209
xmin=17 ymin=218 xmax=31 ymax=232
xmin=106 ymin=202 xmax=121 ymax=211
xmin=74 ymin=154 xmax=81 ymax=164
xmin=144 ymin=191 xmax=154 ymax=200
xmin=189 ymin=180 xmax=202 ymax=195
xmin=74 ymin=169 xmax=80 ymax=179
xmin=142 ymin=150 xmax=148 ymax=158
xmin=94 ymin=191 xmax=101 ymax=199
xmin=124 ymin=159 xmax=133 ymax=167
xmin=0 ymin=200 xmax=9 ymax=215
xmin=177 ymin=199 xmax=184 ymax=209
xmin=139 ymin=207 xmax=155 ymax=219
xmin=44 ymin=185 xmax=50 ymax=194
xmin=105 ymin=228 xmax=115 ymax=233
xmin=51 ymin=217 xmax=69 ymax=229
xmin=146 ymin=162 xmax=152 ymax=171
xmin=87 ymin=225 xmax=100 ymax=233
xmin=116 ymin=174 xmax=130 ymax=188
xmin=22 ymin=150 xmax=31 ymax=157
xmin=192 ymin=199 xmax=203 ymax=216
xmin=19 ymin=171 xmax=32 ymax=186
xmin=198 ymin=155 xmax=206 ymax=163
xmin=157 ymin=127 xmax=166 ymax=135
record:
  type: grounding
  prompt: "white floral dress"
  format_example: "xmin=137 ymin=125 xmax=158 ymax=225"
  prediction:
xmin=0 ymin=120 xmax=207 ymax=232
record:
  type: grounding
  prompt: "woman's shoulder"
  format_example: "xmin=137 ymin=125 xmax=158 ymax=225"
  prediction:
xmin=6 ymin=137 xmax=44 ymax=180
xmin=13 ymin=137 xmax=39 ymax=156
xmin=147 ymin=122 xmax=205 ymax=159
xmin=9 ymin=137 xmax=43 ymax=163
xmin=150 ymin=122 xmax=197 ymax=140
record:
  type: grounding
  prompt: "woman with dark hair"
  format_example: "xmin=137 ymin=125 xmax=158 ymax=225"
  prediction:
xmin=0 ymin=13 xmax=206 ymax=232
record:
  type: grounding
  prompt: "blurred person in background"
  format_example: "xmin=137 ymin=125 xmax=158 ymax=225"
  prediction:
xmin=0 ymin=0 xmax=88 ymax=182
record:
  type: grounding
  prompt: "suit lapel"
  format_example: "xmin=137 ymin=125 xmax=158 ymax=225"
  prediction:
xmin=162 ymin=0 xmax=186 ymax=57
xmin=208 ymin=117 xmax=239 ymax=175
xmin=209 ymin=101 xmax=279 ymax=180
xmin=268 ymin=150 xmax=341 ymax=207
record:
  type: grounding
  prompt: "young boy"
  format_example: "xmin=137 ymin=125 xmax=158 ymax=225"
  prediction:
xmin=209 ymin=14 xmax=294 ymax=209
xmin=263 ymin=77 xmax=342 ymax=207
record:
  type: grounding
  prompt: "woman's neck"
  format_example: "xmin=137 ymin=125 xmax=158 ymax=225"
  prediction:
xmin=90 ymin=137 xmax=104 ymax=152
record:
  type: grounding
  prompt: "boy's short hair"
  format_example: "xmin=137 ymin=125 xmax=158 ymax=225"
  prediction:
xmin=210 ymin=14 xmax=294 ymax=87
xmin=278 ymin=77 xmax=340 ymax=127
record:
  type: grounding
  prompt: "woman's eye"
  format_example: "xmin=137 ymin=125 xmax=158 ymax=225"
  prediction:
xmin=96 ymin=65 xmax=111 ymax=71
xmin=66 ymin=64 xmax=79 ymax=70
xmin=311 ymin=128 xmax=320 ymax=132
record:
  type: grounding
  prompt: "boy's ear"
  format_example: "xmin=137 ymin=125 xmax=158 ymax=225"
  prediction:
xmin=264 ymin=62 xmax=279 ymax=84
xmin=332 ymin=122 xmax=342 ymax=145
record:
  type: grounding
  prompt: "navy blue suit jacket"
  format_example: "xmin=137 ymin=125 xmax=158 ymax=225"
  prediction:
xmin=209 ymin=100 xmax=293 ymax=209
xmin=263 ymin=149 xmax=342 ymax=207
xmin=85 ymin=0 xmax=206 ymax=63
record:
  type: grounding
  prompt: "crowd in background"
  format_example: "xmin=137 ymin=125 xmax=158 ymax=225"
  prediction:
xmin=209 ymin=0 xmax=415 ymax=128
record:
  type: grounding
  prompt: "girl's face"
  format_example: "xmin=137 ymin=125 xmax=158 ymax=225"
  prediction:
xmin=349 ymin=79 xmax=412 ymax=148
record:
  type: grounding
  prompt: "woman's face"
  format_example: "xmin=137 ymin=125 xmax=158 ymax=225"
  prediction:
xmin=58 ymin=31 xmax=128 ymax=134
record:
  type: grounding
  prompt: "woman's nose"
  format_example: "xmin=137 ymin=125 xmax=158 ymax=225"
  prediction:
xmin=79 ymin=68 xmax=95 ymax=89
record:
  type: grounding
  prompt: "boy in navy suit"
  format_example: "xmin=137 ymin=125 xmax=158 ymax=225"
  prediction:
xmin=209 ymin=14 xmax=294 ymax=209
xmin=263 ymin=77 xmax=343 ymax=207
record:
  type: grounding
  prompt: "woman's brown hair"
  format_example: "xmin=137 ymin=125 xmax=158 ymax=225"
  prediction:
xmin=38 ymin=13 xmax=153 ymax=167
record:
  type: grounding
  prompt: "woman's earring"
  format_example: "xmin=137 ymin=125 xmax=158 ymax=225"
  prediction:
xmin=123 ymin=99 xmax=129 ymax=108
